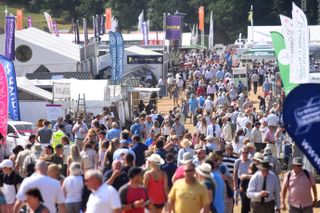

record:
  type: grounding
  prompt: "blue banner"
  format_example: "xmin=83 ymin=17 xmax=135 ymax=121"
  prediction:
xmin=99 ymin=16 xmax=105 ymax=35
xmin=0 ymin=55 xmax=20 ymax=121
xmin=115 ymin=32 xmax=124 ymax=82
xmin=5 ymin=16 xmax=15 ymax=60
xmin=165 ymin=15 xmax=182 ymax=40
xmin=109 ymin=32 xmax=117 ymax=84
xmin=142 ymin=21 xmax=149 ymax=45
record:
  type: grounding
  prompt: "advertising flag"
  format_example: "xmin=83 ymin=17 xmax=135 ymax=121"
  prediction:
xmin=142 ymin=21 xmax=149 ymax=45
xmin=138 ymin=10 xmax=144 ymax=32
xmin=115 ymin=32 xmax=124 ymax=82
xmin=52 ymin=20 xmax=59 ymax=36
xmin=198 ymin=6 xmax=204 ymax=31
xmin=0 ymin=63 xmax=8 ymax=144
xmin=165 ymin=15 xmax=182 ymax=40
xmin=270 ymin=31 xmax=298 ymax=95
xmin=97 ymin=15 xmax=101 ymax=36
xmin=291 ymin=3 xmax=309 ymax=83
xmin=248 ymin=5 xmax=253 ymax=25
xmin=100 ymin=15 xmax=105 ymax=35
xmin=208 ymin=11 xmax=214 ymax=49
xmin=280 ymin=15 xmax=294 ymax=68
xmin=16 ymin=10 xmax=23 ymax=30
xmin=27 ymin=16 xmax=32 ymax=28
xmin=5 ymin=16 xmax=15 ymax=61
xmin=83 ymin=18 xmax=89 ymax=45
xmin=0 ymin=56 xmax=21 ymax=121
xmin=109 ymin=32 xmax=117 ymax=84
xmin=44 ymin=12 xmax=54 ymax=33
xmin=105 ymin=8 xmax=112 ymax=31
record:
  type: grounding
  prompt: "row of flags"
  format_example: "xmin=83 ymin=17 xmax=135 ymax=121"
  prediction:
xmin=271 ymin=2 xmax=310 ymax=95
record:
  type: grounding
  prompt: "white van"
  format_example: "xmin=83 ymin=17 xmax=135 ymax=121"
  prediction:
xmin=3 ymin=121 xmax=35 ymax=157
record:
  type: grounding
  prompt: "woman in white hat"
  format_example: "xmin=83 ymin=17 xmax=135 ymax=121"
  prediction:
xmin=143 ymin=154 xmax=168 ymax=213
xmin=196 ymin=163 xmax=217 ymax=213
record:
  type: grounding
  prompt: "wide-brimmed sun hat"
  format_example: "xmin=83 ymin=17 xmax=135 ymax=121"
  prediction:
xmin=147 ymin=154 xmax=165 ymax=166
xmin=180 ymin=152 xmax=194 ymax=164
xmin=196 ymin=163 xmax=212 ymax=178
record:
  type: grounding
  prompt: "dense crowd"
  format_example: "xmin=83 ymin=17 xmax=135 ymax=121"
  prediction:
xmin=0 ymin=49 xmax=317 ymax=213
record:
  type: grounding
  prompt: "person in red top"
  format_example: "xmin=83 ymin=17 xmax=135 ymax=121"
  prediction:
xmin=196 ymin=85 xmax=205 ymax=96
xmin=119 ymin=167 xmax=152 ymax=213
xmin=144 ymin=154 xmax=168 ymax=213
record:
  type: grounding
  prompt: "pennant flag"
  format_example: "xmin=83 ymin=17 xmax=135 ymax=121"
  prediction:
xmin=109 ymin=32 xmax=117 ymax=84
xmin=195 ymin=23 xmax=199 ymax=43
xmin=280 ymin=15 xmax=294 ymax=78
xmin=142 ymin=21 xmax=149 ymax=45
xmin=5 ymin=16 xmax=16 ymax=61
xmin=44 ymin=12 xmax=54 ymax=33
xmin=52 ymin=20 xmax=59 ymax=36
xmin=105 ymin=8 xmax=112 ymax=31
xmin=198 ymin=6 xmax=204 ymax=31
xmin=291 ymin=2 xmax=309 ymax=83
xmin=115 ymin=32 xmax=124 ymax=82
xmin=0 ymin=63 xmax=8 ymax=144
xmin=165 ymin=15 xmax=182 ymax=40
xmin=208 ymin=11 xmax=214 ymax=49
xmin=138 ymin=10 xmax=144 ymax=32
xmin=83 ymin=18 xmax=89 ymax=45
xmin=27 ymin=16 xmax=32 ymax=28
xmin=100 ymin=15 xmax=105 ymax=35
xmin=75 ymin=20 xmax=80 ymax=44
xmin=270 ymin=31 xmax=298 ymax=95
xmin=0 ymin=56 xmax=21 ymax=121
xmin=97 ymin=15 xmax=101 ymax=36
xmin=16 ymin=10 xmax=23 ymax=30
xmin=248 ymin=5 xmax=253 ymax=25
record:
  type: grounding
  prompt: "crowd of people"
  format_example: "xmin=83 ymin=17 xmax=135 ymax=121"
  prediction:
xmin=0 ymin=49 xmax=318 ymax=213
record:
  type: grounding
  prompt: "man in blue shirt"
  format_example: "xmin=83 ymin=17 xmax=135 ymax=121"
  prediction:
xmin=216 ymin=69 xmax=225 ymax=81
xmin=106 ymin=122 xmax=121 ymax=141
xmin=189 ymin=94 xmax=198 ymax=124
xmin=130 ymin=118 xmax=144 ymax=138
xmin=130 ymin=135 xmax=148 ymax=167
xmin=262 ymin=78 xmax=271 ymax=97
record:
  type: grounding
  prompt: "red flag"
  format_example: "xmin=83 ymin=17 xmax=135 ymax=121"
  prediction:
xmin=0 ymin=63 xmax=8 ymax=145
xmin=16 ymin=9 xmax=23 ymax=30
xmin=105 ymin=8 xmax=112 ymax=30
xmin=198 ymin=6 xmax=204 ymax=31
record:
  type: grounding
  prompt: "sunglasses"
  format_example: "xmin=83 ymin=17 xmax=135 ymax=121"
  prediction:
xmin=184 ymin=169 xmax=195 ymax=173
xmin=242 ymin=152 xmax=248 ymax=154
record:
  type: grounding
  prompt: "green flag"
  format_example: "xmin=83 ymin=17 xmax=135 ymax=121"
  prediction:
xmin=270 ymin=31 xmax=298 ymax=95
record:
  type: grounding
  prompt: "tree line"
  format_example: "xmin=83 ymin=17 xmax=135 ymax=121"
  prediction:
xmin=4 ymin=0 xmax=319 ymax=44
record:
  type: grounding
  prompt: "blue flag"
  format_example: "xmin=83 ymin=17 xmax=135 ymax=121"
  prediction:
xmin=0 ymin=55 xmax=20 ymax=121
xmin=115 ymin=32 xmax=124 ymax=83
xmin=109 ymin=32 xmax=117 ymax=84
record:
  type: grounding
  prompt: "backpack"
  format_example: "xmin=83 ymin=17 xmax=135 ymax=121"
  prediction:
xmin=25 ymin=154 xmax=37 ymax=177
xmin=286 ymin=169 xmax=311 ymax=188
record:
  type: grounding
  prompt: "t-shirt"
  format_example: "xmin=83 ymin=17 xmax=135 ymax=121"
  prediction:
xmin=62 ymin=175 xmax=84 ymax=203
xmin=16 ymin=174 xmax=65 ymax=213
xmin=131 ymin=143 xmax=148 ymax=167
xmin=168 ymin=179 xmax=210 ymax=213
xmin=37 ymin=127 xmax=53 ymax=144
xmin=86 ymin=183 xmax=121 ymax=213
xmin=2 ymin=171 xmax=24 ymax=204
xmin=119 ymin=184 xmax=148 ymax=213
xmin=103 ymin=170 xmax=129 ymax=190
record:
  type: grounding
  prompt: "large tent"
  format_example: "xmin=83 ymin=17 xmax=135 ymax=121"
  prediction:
xmin=0 ymin=28 xmax=82 ymax=77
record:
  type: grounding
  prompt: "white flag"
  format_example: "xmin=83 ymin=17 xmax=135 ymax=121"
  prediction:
xmin=111 ymin=16 xmax=118 ymax=32
xmin=138 ymin=10 xmax=144 ymax=32
xmin=280 ymin=15 xmax=294 ymax=67
xmin=291 ymin=2 xmax=309 ymax=83
xmin=43 ymin=12 xmax=54 ymax=33
xmin=208 ymin=11 xmax=214 ymax=49
xmin=195 ymin=23 xmax=199 ymax=44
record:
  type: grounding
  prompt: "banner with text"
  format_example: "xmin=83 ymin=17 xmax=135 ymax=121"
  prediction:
xmin=165 ymin=15 xmax=182 ymax=40
xmin=5 ymin=16 xmax=15 ymax=61
xmin=115 ymin=32 xmax=124 ymax=82
xmin=0 ymin=63 xmax=8 ymax=144
xmin=109 ymin=32 xmax=117 ymax=84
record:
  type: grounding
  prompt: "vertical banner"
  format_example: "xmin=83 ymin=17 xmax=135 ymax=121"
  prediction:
xmin=105 ymin=8 xmax=112 ymax=31
xmin=291 ymin=3 xmax=309 ymax=83
xmin=83 ymin=18 xmax=89 ymax=45
xmin=270 ymin=32 xmax=298 ymax=95
xmin=0 ymin=63 xmax=8 ymax=144
xmin=16 ymin=10 xmax=23 ymax=30
xmin=0 ymin=56 xmax=21 ymax=121
xmin=208 ymin=11 xmax=214 ymax=49
xmin=142 ymin=21 xmax=149 ymax=45
xmin=198 ymin=6 xmax=204 ymax=31
xmin=109 ymin=32 xmax=117 ymax=84
xmin=165 ymin=15 xmax=182 ymax=40
xmin=115 ymin=32 xmax=124 ymax=82
xmin=280 ymin=15 xmax=294 ymax=70
xmin=52 ymin=20 xmax=59 ymax=37
xmin=100 ymin=15 xmax=105 ymax=35
xmin=138 ymin=10 xmax=144 ymax=32
xmin=75 ymin=20 xmax=80 ymax=44
xmin=27 ymin=16 xmax=32 ymax=28
xmin=44 ymin=12 xmax=54 ymax=33
xmin=5 ymin=16 xmax=16 ymax=61
xmin=97 ymin=15 xmax=101 ymax=36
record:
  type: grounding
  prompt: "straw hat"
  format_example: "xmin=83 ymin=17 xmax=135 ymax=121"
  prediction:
xmin=291 ymin=157 xmax=303 ymax=166
xmin=180 ymin=139 xmax=192 ymax=148
xmin=253 ymin=152 xmax=264 ymax=162
xmin=147 ymin=154 xmax=165 ymax=166
xmin=180 ymin=152 xmax=193 ymax=164
xmin=196 ymin=163 xmax=212 ymax=178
